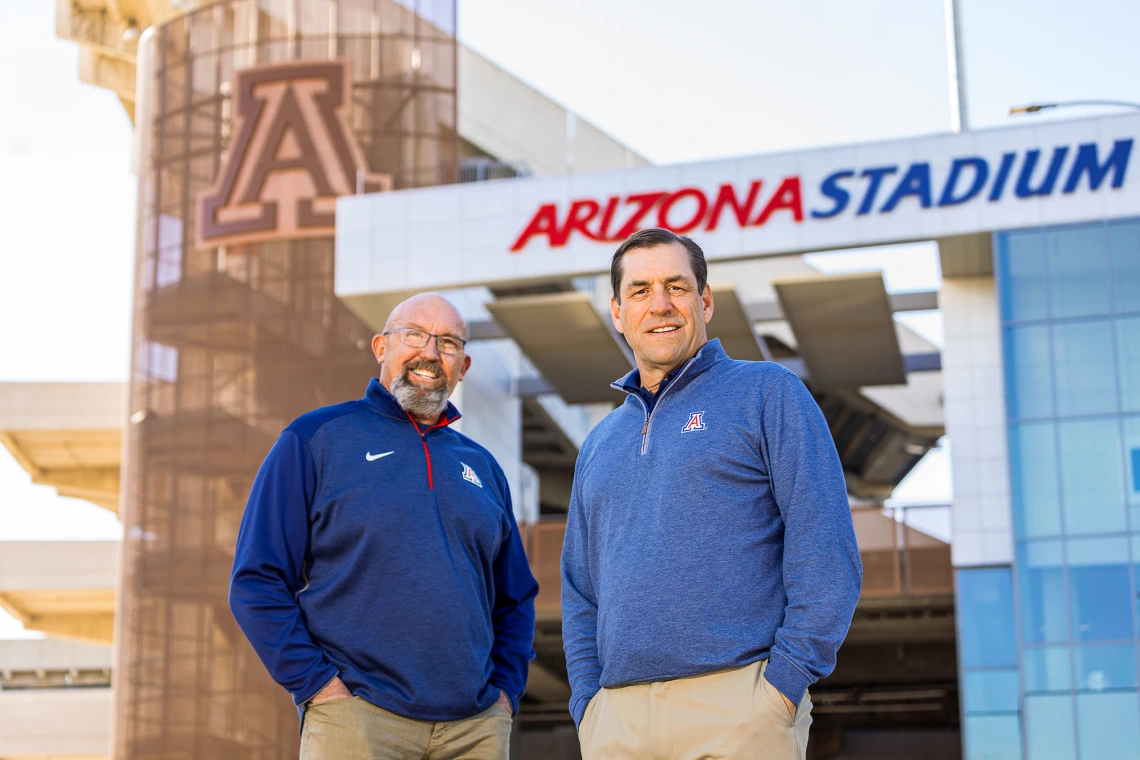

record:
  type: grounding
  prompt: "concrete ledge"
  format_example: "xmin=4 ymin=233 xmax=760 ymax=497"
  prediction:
xmin=0 ymin=687 xmax=111 ymax=757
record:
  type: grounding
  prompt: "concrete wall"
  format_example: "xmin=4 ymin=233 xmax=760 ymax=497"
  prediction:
xmin=458 ymin=46 xmax=650 ymax=177
xmin=942 ymin=275 xmax=1013 ymax=567
xmin=0 ymin=687 xmax=111 ymax=758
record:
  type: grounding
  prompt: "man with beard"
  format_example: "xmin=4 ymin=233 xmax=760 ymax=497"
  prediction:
xmin=230 ymin=293 xmax=538 ymax=760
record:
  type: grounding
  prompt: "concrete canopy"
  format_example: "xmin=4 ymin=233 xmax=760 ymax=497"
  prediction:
xmin=773 ymin=272 xmax=907 ymax=389
xmin=0 ymin=541 xmax=119 ymax=645
xmin=706 ymin=284 xmax=765 ymax=362
xmin=485 ymin=292 xmax=633 ymax=404
xmin=0 ymin=383 xmax=125 ymax=512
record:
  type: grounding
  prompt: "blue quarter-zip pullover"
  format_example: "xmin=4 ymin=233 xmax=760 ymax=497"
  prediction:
xmin=229 ymin=379 xmax=538 ymax=723
xmin=561 ymin=339 xmax=862 ymax=728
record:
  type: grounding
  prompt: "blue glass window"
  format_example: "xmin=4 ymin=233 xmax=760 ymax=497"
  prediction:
xmin=958 ymin=568 xmax=1018 ymax=667
xmin=1076 ymin=691 xmax=1140 ymax=760
xmin=1134 ymin=536 xmax=1140 ymax=627
xmin=963 ymin=669 xmax=1020 ymax=713
xmin=1109 ymin=220 xmax=1140 ymax=313
xmin=1117 ymin=318 xmax=1140 ymax=413
xmin=1057 ymin=419 xmax=1126 ymax=535
xmin=964 ymin=714 xmax=1022 ymax=760
xmin=1051 ymin=320 xmax=1117 ymax=417
xmin=1000 ymin=229 xmax=1047 ymax=321
xmin=1067 ymin=538 xmax=1134 ymax=642
xmin=1009 ymin=422 xmax=1061 ymax=538
xmin=1024 ymin=694 xmax=1077 ymax=760
xmin=1119 ymin=418 xmax=1140 ymax=531
xmin=1019 ymin=541 xmax=1068 ymax=644
xmin=1074 ymin=644 xmax=1138 ymax=691
xmin=1005 ymin=325 xmax=1054 ymax=419
xmin=1046 ymin=224 xmax=1111 ymax=319
xmin=1023 ymin=646 xmax=1072 ymax=693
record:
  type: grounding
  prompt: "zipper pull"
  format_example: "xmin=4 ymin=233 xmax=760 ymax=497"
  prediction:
xmin=641 ymin=418 xmax=649 ymax=436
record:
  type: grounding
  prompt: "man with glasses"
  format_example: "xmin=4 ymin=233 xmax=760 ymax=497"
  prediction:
xmin=230 ymin=293 xmax=538 ymax=760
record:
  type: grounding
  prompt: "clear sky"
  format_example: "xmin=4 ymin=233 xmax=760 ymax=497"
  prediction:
xmin=1 ymin=0 xmax=1139 ymax=633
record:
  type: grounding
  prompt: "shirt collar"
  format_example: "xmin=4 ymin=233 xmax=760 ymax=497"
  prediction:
xmin=363 ymin=377 xmax=461 ymax=427
xmin=612 ymin=338 xmax=728 ymax=396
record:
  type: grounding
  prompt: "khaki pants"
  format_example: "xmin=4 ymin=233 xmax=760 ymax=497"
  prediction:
xmin=300 ymin=696 xmax=511 ymax=760
xmin=579 ymin=660 xmax=812 ymax=760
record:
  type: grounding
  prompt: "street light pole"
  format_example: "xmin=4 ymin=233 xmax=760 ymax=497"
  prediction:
xmin=945 ymin=0 xmax=968 ymax=132
xmin=1011 ymin=100 xmax=1140 ymax=115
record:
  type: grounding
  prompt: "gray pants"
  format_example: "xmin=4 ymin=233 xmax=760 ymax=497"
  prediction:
xmin=300 ymin=696 xmax=511 ymax=760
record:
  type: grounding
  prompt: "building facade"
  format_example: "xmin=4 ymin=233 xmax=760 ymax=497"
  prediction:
xmin=2 ymin=1 xmax=1137 ymax=758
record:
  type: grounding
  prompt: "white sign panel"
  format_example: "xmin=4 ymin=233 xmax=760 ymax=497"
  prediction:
xmin=336 ymin=114 xmax=1140 ymax=296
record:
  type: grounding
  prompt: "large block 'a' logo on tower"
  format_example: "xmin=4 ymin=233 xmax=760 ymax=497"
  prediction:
xmin=196 ymin=60 xmax=391 ymax=249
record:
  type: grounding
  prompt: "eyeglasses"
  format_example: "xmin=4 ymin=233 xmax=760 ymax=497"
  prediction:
xmin=382 ymin=328 xmax=467 ymax=356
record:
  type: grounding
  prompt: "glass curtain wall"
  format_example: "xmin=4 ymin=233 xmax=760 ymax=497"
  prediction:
xmin=997 ymin=219 xmax=1140 ymax=760
xmin=119 ymin=2 xmax=457 ymax=758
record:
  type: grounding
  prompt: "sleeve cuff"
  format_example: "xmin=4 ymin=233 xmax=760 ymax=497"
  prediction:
xmin=570 ymin=690 xmax=596 ymax=731
xmin=294 ymin=667 xmax=341 ymax=706
xmin=763 ymin=654 xmax=812 ymax=705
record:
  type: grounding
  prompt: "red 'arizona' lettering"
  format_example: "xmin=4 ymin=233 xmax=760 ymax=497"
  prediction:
xmin=509 ymin=177 xmax=804 ymax=252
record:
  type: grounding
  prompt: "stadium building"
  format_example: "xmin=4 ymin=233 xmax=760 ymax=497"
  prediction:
xmin=2 ymin=2 xmax=1139 ymax=759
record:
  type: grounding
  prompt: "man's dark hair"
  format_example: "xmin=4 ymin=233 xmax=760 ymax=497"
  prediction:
xmin=610 ymin=228 xmax=708 ymax=303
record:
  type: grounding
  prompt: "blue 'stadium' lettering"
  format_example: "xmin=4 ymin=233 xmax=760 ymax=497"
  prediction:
xmin=808 ymin=139 xmax=1134 ymax=218
xmin=811 ymin=170 xmax=855 ymax=219
xmin=988 ymin=152 xmax=1017 ymax=202
xmin=1016 ymin=147 xmax=1069 ymax=198
xmin=856 ymin=166 xmax=898 ymax=215
xmin=938 ymin=157 xmax=989 ymax=206
xmin=881 ymin=162 xmax=933 ymax=212
xmin=1063 ymin=139 xmax=1133 ymax=192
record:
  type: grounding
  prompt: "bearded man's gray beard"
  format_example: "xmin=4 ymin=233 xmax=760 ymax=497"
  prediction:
xmin=390 ymin=372 xmax=449 ymax=421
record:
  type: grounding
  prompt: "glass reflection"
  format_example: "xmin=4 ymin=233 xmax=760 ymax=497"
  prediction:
xmin=1005 ymin=325 xmax=1054 ymax=419
xmin=1067 ymin=538 xmax=1133 ymax=643
xmin=1024 ymin=694 xmax=1077 ymax=760
xmin=1019 ymin=541 xmax=1068 ymax=644
xmin=1023 ymin=646 xmax=1072 ymax=693
xmin=1045 ymin=224 xmax=1110 ymax=319
xmin=963 ymin=669 xmax=1020 ymax=714
xmin=1076 ymin=691 xmax=1140 ymax=760
xmin=1109 ymin=220 xmax=1140 ymax=313
xmin=958 ymin=568 xmax=1018 ymax=667
xmin=1000 ymin=229 xmax=1047 ymax=321
xmin=1117 ymin=318 xmax=1140 ymax=412
xmin=1051 ymin=320 xmax=1117 ymax=417
xmin=1074 ymin=644 xmax=1138 ymax=691
xmin=1057 ymin=419 xmax=1126 ymax=535
xmin=964 ymin=714 xmax=1022 ymax=760
xmin=1009 ymin=422 xmax=1061 ymax=538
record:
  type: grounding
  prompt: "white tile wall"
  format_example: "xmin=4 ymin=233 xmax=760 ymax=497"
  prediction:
xmin=450 ymin=339 xmax=524 ymax=523
xmin=943 ymin=275 xmax=1015 ymax=568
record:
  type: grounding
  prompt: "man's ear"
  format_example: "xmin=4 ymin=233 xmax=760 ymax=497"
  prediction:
xmin=371 ymin=334 xmax=385 ymax=364
xmin=611 ymin=297 xmax=624 ymax=334
xmin=457 ymin=354 xmax=472 ymax=382
xmin=702 ymin=285 xmax=714 ymax=324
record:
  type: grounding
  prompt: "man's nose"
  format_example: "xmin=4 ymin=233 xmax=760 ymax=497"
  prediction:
xmin=649 ymin=287 xmax=673 ymax=313
xmin=420 ymin=337 xmax=442 ymax=360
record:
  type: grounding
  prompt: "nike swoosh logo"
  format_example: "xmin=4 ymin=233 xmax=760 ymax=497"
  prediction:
xmin=365 ymin=451 xmax=394 ymax=461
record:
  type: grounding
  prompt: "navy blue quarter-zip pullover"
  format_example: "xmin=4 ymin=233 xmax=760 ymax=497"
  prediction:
xmin=229 ymin=379 xmax=538 ymax=723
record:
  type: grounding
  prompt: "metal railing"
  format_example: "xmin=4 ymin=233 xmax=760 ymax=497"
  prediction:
xmin=524 ymin=503 xmax=954 ymax=615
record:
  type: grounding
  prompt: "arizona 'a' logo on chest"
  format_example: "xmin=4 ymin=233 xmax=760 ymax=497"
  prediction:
xmin=682 ymin=411 xmax=707 ymax=432
xmin=196 ymin=60 xmax=392 ymax=249
xmin=461 ymin=462 xmax=483 ymax=488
